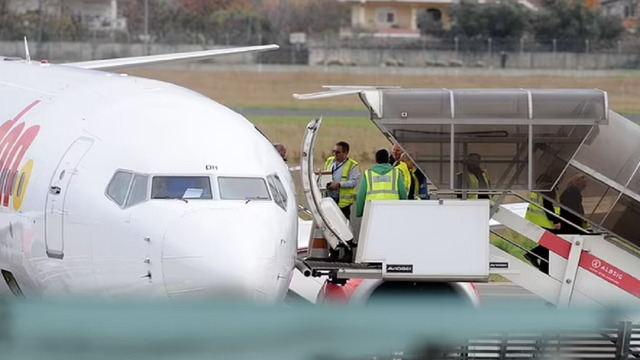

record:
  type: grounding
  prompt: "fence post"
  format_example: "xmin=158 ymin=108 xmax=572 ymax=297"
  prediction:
xmin=585 ymin=39 xmax=589 ymax=53
xmin=519 ymin=37 xmax=524 ymax=54
xmin=618 ymin=40 xmax=622 ymax=55
xmin=488 ymin=37 xmax=492 ymax=66
xmin=323 ymin=33 xmax=328 ymax=68
xmin=455 ymin=36 xmax=459 ymax=57
xmin=615 ymin=321 xmax=632 ymax=359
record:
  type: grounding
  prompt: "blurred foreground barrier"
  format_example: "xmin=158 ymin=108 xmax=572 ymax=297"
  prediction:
xmin=0 ymin=299 xmax=636 ymax=360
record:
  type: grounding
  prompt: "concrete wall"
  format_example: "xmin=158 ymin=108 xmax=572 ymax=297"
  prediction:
xmin=309 ymin=47 xmax=640 ymax=70
xmin=1 ymin=41 xmax=638 ymax=70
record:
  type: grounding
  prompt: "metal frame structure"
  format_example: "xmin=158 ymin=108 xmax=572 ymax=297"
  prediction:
xmin=406 ymin=321 xmax=640 ymax=360
xmin=357 ymin=88 xmax=607 ymax=194
xmin=294 ymin=86 xmax=640 ymax=310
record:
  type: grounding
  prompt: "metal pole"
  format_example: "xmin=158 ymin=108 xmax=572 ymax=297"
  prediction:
xmin=37 ymin=0 xmax=44 ymax=44
xmin=454 ymin=36 xmax=459 ymax=57
xmin=618 ymin=40 xmax=622 ymax=55
xmin=144 ymin=0 xmax=149 ymax=55
xmin=585 ymin=38 xmax=589 ymax=54
xmin=520 ymin=37 xmax=524 ymax=54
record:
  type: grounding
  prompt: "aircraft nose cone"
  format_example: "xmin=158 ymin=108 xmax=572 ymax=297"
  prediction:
xmin=161 ymin=207 xmax=281 ymax=302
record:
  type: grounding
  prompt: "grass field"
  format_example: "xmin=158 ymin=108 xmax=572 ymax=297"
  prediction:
xmin=249 ymin=116 xmax=388 ymax=170
xmin=129 ymin=68 xmax=640 ymax=113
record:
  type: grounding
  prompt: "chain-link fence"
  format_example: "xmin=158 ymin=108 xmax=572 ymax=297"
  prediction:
xmin=304 ymin=35 xmax=640 ymax=70
xmin=3 ymin=28 xmax=640 ymax=69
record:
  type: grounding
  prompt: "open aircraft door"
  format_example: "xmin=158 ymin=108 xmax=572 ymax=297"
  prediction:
xmin=45 ymin=137 xmax=94 ymax=259
xmin=300 ymin=118 xmax=354 ymax=250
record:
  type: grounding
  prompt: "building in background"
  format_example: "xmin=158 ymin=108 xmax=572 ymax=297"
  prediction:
xmin=7 ymin=0 xmax=126 ymax=32
xmin=600 ymin=0 xmax=639 ymax=31
xmin=339 ymin=0 xmax=455 ymax=38
xmin=339 ymin=0 xmax=538 ymax=38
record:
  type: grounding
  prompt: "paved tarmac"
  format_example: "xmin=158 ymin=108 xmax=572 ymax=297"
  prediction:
xmin=474 ymin=282 xmax=545 ymax=304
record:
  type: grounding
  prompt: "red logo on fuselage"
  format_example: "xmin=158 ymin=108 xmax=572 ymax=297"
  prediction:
xmin=0 ymin=101 xmax=40 ymax=210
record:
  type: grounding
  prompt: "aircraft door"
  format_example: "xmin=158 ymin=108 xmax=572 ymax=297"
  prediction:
xmin=45 ymin=138 xmax=94 ymax=259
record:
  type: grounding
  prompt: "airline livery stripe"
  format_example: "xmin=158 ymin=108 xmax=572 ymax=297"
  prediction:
xmin=14 ymin=100 xmax=41 ymax=122
xmin=538 ymin=232 xmax=640 ymax=298
xmin=0 ymin=100 xmax=42 ymax=210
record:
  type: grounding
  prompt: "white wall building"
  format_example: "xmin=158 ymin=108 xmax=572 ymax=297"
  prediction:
xmin=8 ymin=0 xmax=126 ymax=32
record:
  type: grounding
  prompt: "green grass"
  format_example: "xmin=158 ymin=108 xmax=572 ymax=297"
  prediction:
xmin=489 ymin=274 xmax=509 ymax=282
xmin=248 ymin=115 xmax=373 ymax=129
xmin=490 ymin=231 xmax=538 ymax=264
xmin=488 ymin=231 xmax=542 ymax=284
xmin=130 ymin=69 xmax=640 ymax=114
xmin=248 ymin=115 xmax=391 ymax=171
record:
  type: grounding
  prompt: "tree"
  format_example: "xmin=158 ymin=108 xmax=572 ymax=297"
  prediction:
xmin=531 ymin=0 xmax=624 ymax=49
xmin=595 ymin=14 xmax=625 ymax=43
xmin=417 ymin=10 xmax=444 ymax=37
xmin=0 ymin=0 xmax=10 ymax=13
xmin=448 ymin=0 xmax=485 ymax=39
xmin=119 ymin=0 xmax=190 ymax=43
xmin=253 ymin=0 xmax=348 ymax=43
xmin=295 ymin=0 xmax=349 ymax=35
xmin=481 ymin=1 xmax=529 ymax=39
xmin=178 ymin=0 xmax=245 ymax=14
xmin=448 ymin=0 xmax=529 ymax=39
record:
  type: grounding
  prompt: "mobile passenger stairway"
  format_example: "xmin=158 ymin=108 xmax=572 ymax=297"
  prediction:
xmin=293 ymin=86 xmax=640 ymax=312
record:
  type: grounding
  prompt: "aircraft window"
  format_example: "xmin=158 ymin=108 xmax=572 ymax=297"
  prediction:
xmin=218 ymin=177 xmax=271 ymax=200
xmin=16 ymin=172 xmax=26 ymax=197
xmin=151 ymin=176 xmax=212 ymax=199
xmin=4 ymin=170 xmax=15 ymax=195
xmin=106 ymin=171 xmax=133 ymax=206
xmin=266 ymin=174 xmax=288 ymax=211
xmin=272 ymin=174 xmax=288 ymax=205
xmin=126 ymin=175 xmax=149 ymax=207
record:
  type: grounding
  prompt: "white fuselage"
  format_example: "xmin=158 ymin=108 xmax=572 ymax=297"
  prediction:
xmin=0 ymin=59 xmax=297 ymax=302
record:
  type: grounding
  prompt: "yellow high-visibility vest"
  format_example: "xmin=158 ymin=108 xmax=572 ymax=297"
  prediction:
xmin=325 ymin=156 xmax=359 ymax=208
xmin=364 ymin=168 xmax=401 ymax=201
xmin=395 ymin=161 xmax=411 ymax=193
xmin=457 ymin=171 xmax=492 ymax=200
xmin=525 ymin=192 xmax=555 ymax=229
xmin=410 ymin=168 xmax=420 ymax=200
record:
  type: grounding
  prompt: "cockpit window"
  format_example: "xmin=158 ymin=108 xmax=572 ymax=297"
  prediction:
xmin=106 ymin=171 xmax=133 ymax=206
xmin=218 ymin=177 xmax=270 ymax=200
xmin=266 ymin=174 xmax=288 ymax=211
xmin=151 ymin=176 xmax=212 ymax=199
xmin=126 ymin=174 xmax=149 ymax=207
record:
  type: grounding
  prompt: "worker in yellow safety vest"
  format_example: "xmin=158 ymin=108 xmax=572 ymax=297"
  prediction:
xmin=455 ymin=153 xmax=492 ymax=200
xmin=325 ymin=141 xmax=360 ymax=221
xmin=524 ymin=173 xmax=561 ymax=275
xmin=395 ymin=154 xmax=412 ymax=195
xmin=356 ymin=149 xmax=408 ymax=218
xmin=399 ymin=152 xmax=426 ymax=200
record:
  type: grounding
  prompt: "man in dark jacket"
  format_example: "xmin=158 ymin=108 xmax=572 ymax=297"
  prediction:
xmin=557 ymin=174 xmax=589 ymax=234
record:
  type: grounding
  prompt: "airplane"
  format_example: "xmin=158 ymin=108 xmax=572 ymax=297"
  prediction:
xmin=0 ymin=42 xmax=299 ymax=302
